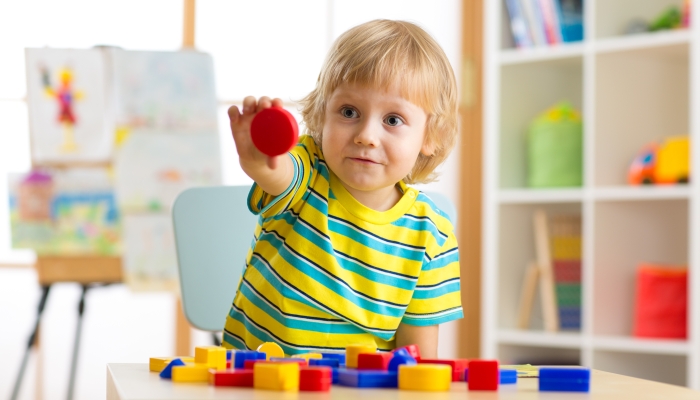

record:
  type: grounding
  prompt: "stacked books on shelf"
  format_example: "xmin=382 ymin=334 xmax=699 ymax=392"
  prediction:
xmin=504 ymin=0 xmax=584 ymax=48
xmin=551 ymin=215 xmax=582 ymax=330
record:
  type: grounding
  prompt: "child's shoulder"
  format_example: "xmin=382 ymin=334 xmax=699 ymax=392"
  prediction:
xmin=409 ymin=190 xmax=455 ymax=231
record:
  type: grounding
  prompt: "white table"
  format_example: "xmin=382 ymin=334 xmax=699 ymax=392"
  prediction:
xmin=107 ymin=363 xmax=700 ymax=400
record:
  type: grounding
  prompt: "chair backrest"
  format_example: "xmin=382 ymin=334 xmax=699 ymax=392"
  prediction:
xmin=172 ymin=186 xmax=456 ymax=332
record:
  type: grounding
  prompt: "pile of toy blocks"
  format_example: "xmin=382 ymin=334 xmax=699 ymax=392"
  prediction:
xmin=551 ymin=215 xmax=583 ymax=330
xmin=149 ymin=342 xmax=590 ymax=392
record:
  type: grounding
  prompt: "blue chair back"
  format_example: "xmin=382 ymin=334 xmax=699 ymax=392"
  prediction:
xmin=172 ymin=185 xmax=456 ymax=332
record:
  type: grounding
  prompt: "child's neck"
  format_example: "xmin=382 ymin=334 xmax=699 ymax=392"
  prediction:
xmin=342 ymin=182 xmax=402 ymax=212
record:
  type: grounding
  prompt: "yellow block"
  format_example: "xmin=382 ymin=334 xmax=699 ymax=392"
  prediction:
xmin=257 ymin=342 xmax=284 ymax=360
xmin=172 ymin=365 xmax=211 ymax=383
xmin=296 ymin=353 xmax=323 ymax=361
xmin=399 ymin=364 xmax=451 ymax=391
xmin=194 ymin=346 xmax=227 ymax=371
xmin=345 ymin=344 xmax=377 ymax=368
xmin=149 ymin=357 xmax=194 ymax=372
xmin=656 ymin=136 xmax=690 ymax=183
xmin=551 ymin=237 xmax=581 ymax=260
xmin=254 ymin=362 xmax=299 ymax=391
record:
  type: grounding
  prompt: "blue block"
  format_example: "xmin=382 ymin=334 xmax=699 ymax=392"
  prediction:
xmin=159 ymin=358 xmax=185 ymax=379
xmin=539 ymin=368 xmax=590 ymax=392
xmin=338 ymin=369 xmax=398 ymax=388
xmin=500 ymin=369 xmax=517 ymax=384
xmin=226 ymin=349 xmax=234 ymax=361
xmin=310 ymin=358 xmax=340 ymax=368
xmin=321 ymin=352 xmax=346 ymax=364
xmin=332 ymin=367 xmax=339 ymax=384
xmin=387 ymin=354 xmax=416 ymax=372
xmin=233 ymin=350 xmax=266 ymax=369
xmin=392 ymin=348 xmax=412 ymax=359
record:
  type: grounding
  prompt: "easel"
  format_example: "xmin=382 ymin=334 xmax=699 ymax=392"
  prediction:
xmin=12 ymin=3 xmax=200 ymax=397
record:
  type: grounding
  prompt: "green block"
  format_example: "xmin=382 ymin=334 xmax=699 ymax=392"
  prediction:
xmin=556 ymin=284 xmax=582 ymax=307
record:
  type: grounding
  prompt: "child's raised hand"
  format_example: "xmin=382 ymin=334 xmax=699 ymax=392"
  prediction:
xmin=228 ymin=96 xmax=286 ymax=171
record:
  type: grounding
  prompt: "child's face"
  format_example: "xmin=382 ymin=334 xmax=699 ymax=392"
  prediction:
xmin=321 ymin=82 xmax=432 ymax=196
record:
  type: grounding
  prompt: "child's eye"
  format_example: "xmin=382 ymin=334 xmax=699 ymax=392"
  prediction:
xmin=385 ymin=115 xmax=404 ymax=127
xmin=341 ymin=107 xmax=358 ymax=118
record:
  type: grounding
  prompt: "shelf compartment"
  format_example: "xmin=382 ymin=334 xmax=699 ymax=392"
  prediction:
xmin=498 ymin=329 xmax=583 ymax=349
xmin=499 ymin=344 xmax=581 ymax=366
xmin=593 ymin=350 xmax=686 ymax=387
xmin=498 ymin=188 xmax=585 ymax=204
xmin=595 ymin=0 xmax=687 ymax=40
xmin=593 ymin=335 xmax=690 ymax=355
xmin=593 ymin=200 xmax=688 ymax=336
xmin=594 ymin=42 xmax=689 ymax=187
xmin=500 ymin=57 xmax=583 ymax=189
xmin=498 ymin=203 xmax=583 ymax=331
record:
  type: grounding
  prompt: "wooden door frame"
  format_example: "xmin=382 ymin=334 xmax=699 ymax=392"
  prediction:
xmin=458 ymin=0 xmax=483 ymax=359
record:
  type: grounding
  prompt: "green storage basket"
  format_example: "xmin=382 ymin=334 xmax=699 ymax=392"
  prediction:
xmin=527 ymin=102 xmax=583 ymax=188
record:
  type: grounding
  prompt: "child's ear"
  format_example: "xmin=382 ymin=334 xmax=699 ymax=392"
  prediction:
xmin=420 ymin=138 xmax=436 ymax=157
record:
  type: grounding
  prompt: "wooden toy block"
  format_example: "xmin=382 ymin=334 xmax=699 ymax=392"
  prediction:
xmin=233 ymin=350 xmax=266 ymax=369
xmin=250 ymin=106 xmax=299 ymax=156
xmin=393 ymin=344 xmax=421 ymax=360
xmin=388 ymin=354 xmax=417 ymax=372
xmin=243 ymin=359 xmax=264 ymax=369
xmin=209 ymin=369 xmax=255 ymax=387
xmin=398 ymin=364 xmax=451 ymax=391
xmin=309 ymin=358 xmax=340 ymax=368
xmin=357 ymin=352 xmax=393 ymax=370
xmin=296 ymin=352 xmax=323 ymax=361
xmin=226 ymin=349 xmax=234 ymax=361
xmin=171 ymin=365 xmax=211 ymax=383
xmin=299 ymin=367 xmax=332 ymax=391
xmin=321 ymin=352 xmax=346 ymax=364
xmin=254 ymin=362 xmax=300 ymax=391
xmin=539 ymin=367 xmax=590 ymax=392
xmin=194 ymin=346 xmax=227 ymax=371
xmin=269 ymin=357 xmax=307 ymax=365
xmin=418 ymin=358 xmax=469 ymax=381
xmin=257 ymin=342 xmax=284 ymax=360
xmin=338 ymin=369 xmax=398 ymax=388
xmin=468 ymin=360 xmax=499 ymax=391
xmin=345 ymin=344 xmax=377 ymax=368
xmin=149 ymin=356 xmax=194 ymax=372
xmin=500 ymin=369 xmax=517 ymax=384
xmin=159 ymin=358 xmax=185 ymax=379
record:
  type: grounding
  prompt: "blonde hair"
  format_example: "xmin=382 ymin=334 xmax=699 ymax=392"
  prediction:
xmin=299 ymin=19 xmax=459 ymax=184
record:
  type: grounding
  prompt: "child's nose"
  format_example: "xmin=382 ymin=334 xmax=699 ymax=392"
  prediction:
xmin=353 ymin=120 xmax=380 ymax=147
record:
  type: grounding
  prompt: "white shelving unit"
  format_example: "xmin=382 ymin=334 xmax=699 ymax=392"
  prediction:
xmin=482 ymin=0 xmax=699 ymax=389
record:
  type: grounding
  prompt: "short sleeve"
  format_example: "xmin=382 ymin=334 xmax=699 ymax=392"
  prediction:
xmin=247 ymin=136 xmax=317 ymax=219
xmin=402 ymin=232 xmax=463 ymax=326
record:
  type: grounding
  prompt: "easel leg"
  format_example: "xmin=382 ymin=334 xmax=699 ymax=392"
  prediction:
xmin=10 ymin=285 xmax=51 ymax=400
xmin=175 ymin=297 xmax=191 ymax=356
xmin=66 ymin=285 xmax=89 ymax=400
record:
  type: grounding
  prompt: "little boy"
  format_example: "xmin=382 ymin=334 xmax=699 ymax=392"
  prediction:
xmin=224 ymin=19 xmax=462 ymax=358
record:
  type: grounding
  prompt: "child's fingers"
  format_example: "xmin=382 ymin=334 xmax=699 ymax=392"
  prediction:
xmin=271 ymin=98 xmax=284 ymax=108
xmin=257 ymin=96 xmax=272 ymax=113
xmin=267 ymin=155 xmax=279 ymax=170
xmin=227 ymin=105 xmax=241 ymax=124
xmin=242 ymin=96 xmax=257 ymax=116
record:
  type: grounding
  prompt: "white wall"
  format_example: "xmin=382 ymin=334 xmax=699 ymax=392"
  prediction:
xmin=0 ymin=1 xmax=463 ymax=399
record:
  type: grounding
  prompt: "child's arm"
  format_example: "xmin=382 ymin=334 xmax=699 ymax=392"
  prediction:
xmin=228 ymin=96 xmax=294 ymax=196
xmin=395 ymin=323 xmax=439 ymax=359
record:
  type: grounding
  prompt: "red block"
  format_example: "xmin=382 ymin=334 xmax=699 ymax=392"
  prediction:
xmin=392 ymin=344 xmax=421 ymax=360
xmin=554 ymin=260 xmax=582 ymax=282
xmin=300 ymin=367 xmax=332 ymax=391
xmin=244 ymin=359 xmax=264 ymax=369
xmin=226 ymin=361 xmax=231 ymax=369
xmin=634 ymin=264 xmax=688 ymax=339
xmin=418 ymin=359 xmax=469 ymax=381
xmin=209 ymin=369 xmax=254 ymax=387
xmin=467 ymin=360 xmax=499 ymax=391
xmin=357 ymin=353 xmax=393 ymax=370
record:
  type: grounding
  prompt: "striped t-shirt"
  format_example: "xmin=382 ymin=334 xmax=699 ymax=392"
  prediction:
xmin=222 ymin=135 xmax=462 ymax=354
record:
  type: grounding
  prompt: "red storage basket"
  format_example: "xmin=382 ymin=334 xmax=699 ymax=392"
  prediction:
xmin=633 ymin=264 xmax=688 ymax=339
